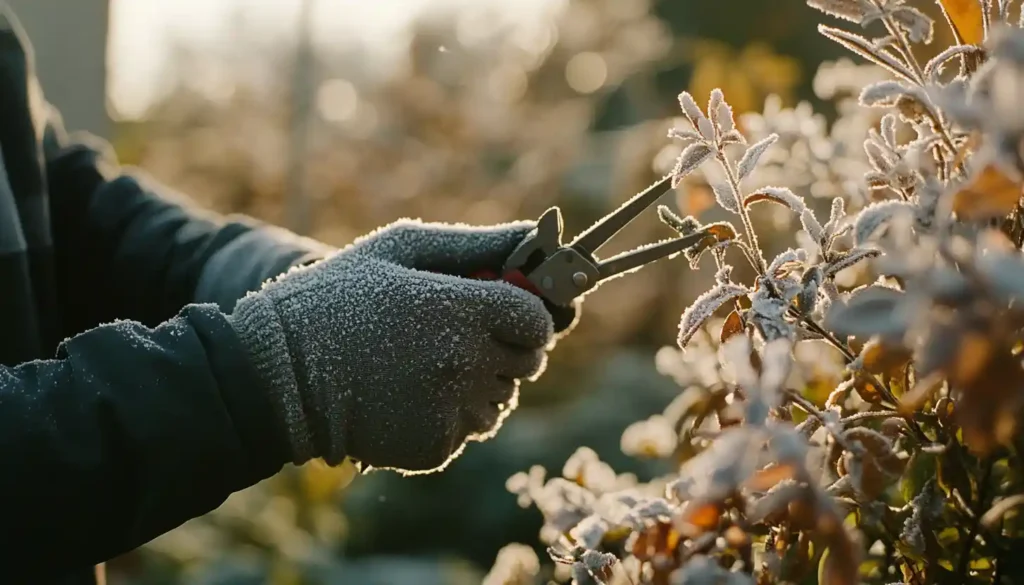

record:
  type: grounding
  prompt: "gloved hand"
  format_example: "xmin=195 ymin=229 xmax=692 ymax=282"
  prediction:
xmin=228 ymin=219 xmax=579 ymax=474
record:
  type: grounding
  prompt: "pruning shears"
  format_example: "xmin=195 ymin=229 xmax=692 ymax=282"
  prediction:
xmin=474 ymin=174 xmax=709 ymax=306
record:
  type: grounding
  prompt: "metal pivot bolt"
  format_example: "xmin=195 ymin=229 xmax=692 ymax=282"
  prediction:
xmin=572 ymin=271 xmax=588 ymax=288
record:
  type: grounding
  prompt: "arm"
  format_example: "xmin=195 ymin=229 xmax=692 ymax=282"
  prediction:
xmin=0 ymin=303 xmax=291 ymax=579
xmin=44 ymin=116 xmax=333 ymax=336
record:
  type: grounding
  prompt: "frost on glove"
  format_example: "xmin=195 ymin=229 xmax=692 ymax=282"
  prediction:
xmin=228 ymin=219 xmax=579 ymax=474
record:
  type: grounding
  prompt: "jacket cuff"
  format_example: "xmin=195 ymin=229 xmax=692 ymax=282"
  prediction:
xmin=227 ymin=291 xmax=316 ymax=464
xmin=195 ymin=223 xmax=335 ymax=312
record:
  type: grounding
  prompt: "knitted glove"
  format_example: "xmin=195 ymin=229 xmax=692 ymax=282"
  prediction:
xmin=228 ymin=219 xmax=579 ymax=474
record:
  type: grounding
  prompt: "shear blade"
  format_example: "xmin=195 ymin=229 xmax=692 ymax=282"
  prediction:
xmin=570 ymin=174 xmax=674 ymax=256
xmin=596 ymin=231 xmax=708 ymax=280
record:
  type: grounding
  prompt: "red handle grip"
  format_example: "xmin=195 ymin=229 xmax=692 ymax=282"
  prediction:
xmin=469 ymin=268 xmax=543 ymax=297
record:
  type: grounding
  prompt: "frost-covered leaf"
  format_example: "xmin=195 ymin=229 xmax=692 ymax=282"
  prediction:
xmin=825 ymin=247 xmax=881 ymax=277
xmin=698 ymin=117 xmax=716 ymax=141
xmin=678 ymin=91 xmax=706 ymax=127
xmin=672 ymin=143 xmax=715 ymax=187
xmin=667 ymin=126 xmax=703 ymax=142
xmin=822 ymin=197 xmax=848 ymax=246
xmin=879 ymin=114 xmax=897 ymax=148
xmin=859 ymin=80 xmax=919 ymax=108
xmin=852 ymin=200 xmax=915 ymax=246
xmin=679 ymin=282 xmax=750 ymax=347
xmin=823 ymin=284 xmax=912 ymax=341
xmin=767 ymin=248 xmax=808 ymax=278
xmin=749 ymin=281 xmax=796 ymax=342
xmin=722 ymin=335 xmax=759 ymax=397
xmin=864 ymin=138 xmax=896 ymax=174
xmin=673 ymin=428 xmax=762 ymax=501
xmin=620 ymin=415 xmax=678 ymax=459
xmin=743 ymin=185 xmax=806 ymax=213
xmin=716 ymin=99 xmax=736 ymax=133
xmin=736 ymin=134 xmax=779 ymax=180
xmin=571 ymin=549 xmax=618 ymax=584
xmin=713 ymin=181 xmax=740 ymax=213
xmin=748 ymin=480 xmax=804 ymax=523
xmin=485 ymin=543 xmax=541 ymax=585
xmin=720 ymin=128 xmax=747 ymax=146
xmin=806 ymin=0 xmax=872 ymax=23
xmin=714 ymin=264 xmax=734 ymax=285
xmin=828 ymin=197 xmax=846 ymax=226
xmin=759 ymin=338 xmax=794 ymax=402
xmin=890 ymin=6 xmax=933 ymax=44
xmin=975 ymin=238 xmax=1024 ymax=305
xmin=818 ymin=25 xmax=917 ymax=83
xmin=708 ymin=88 xmax=725 ymax=130
xmin=657 ymin=205 xmax=700 ymax=235
xmin=796 ymin=266 xmax=823 ymax=316
xmin=801 ymin=208 xmax=825 ymax=243
xmin=569 ymin=515 xmax=611 ymax=550
xmin=924 ymin=44 xmax=985 ymax=79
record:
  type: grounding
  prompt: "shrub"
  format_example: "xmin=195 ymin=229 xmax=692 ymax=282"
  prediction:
xmin=492 ymin=2 xmax=1024 ymax=583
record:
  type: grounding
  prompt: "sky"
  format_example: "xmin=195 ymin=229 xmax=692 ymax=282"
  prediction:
xmin=107 ymin=0 xmax=557 ymax=118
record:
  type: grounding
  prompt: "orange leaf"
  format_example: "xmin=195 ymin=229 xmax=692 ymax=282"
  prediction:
xmin=720 ymin=310 xmax=744 ymax=343
xmin=898 ymin=371 xmax=944 ymax=415
xmin=705 ymin=222 xmax=738 ymax=241
xmin=681 ymin=500 xmax=721 ymax=532
xmin=948 ymin=331 xmax=993 ymax=387
xmin=859 ymin=337 xmax=912 ymax=377
xmin=746 ymin=463 xmax=798 ymax=491
xmin=939 ymin=0 xmax=986 ymax=45
xmin=952 ymin=163 xmax=1023 ymax=221
xmin=853 ymin=374 xmax=884 ymax=404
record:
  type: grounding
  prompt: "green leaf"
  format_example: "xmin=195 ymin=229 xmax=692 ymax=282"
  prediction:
xmin=901 ymin=450 xmax=937 ymax=505
xmin=937 ymin=444 xmax=976 ymax=503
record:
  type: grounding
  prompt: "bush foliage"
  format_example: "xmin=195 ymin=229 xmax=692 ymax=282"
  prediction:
xmin=488 ymin=2 xmax=1024 ymax=584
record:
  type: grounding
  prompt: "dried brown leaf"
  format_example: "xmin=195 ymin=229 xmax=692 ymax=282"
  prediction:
xmin=720 ymin=310 xmax=744 ymax=343
xmin=953 ymin=163 xmax=1024 ymax=221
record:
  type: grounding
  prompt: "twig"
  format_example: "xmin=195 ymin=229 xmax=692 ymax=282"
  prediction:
xmin=840 ymin=410 xmax=901 ymax=425
xmin=868 ymin=0 xmax=964 ymax=172
xmin=786 ymin=390 xmax=856 ymax=451
xmin=797 ymin=315 xmax=929 ymax=441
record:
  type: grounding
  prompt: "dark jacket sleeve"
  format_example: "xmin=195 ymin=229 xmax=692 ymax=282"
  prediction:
xmin=44 ymin=121 xmax=333 ymax=336
xmin=0 ymin=303 xmax=292 ymax=579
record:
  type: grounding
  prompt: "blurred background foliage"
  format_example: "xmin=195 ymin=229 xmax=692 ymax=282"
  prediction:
xmin=9 ymin=0 xmax=956 ymax=583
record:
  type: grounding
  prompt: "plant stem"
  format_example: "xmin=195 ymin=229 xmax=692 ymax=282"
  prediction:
xmin=797 ymin=314 xmax=929 ymax=441
xmin=871 ymin=2 xmax=964 ymax=171
xmin=786 ymin=390 xmax=857 ymax=451
xmin=840 ymin=410 xmax=901 ymax=425
xmin=957 ymin=459 xmax=995 ymax=580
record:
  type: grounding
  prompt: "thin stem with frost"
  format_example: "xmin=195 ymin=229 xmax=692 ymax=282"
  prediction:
xmin=716 ymin=153 xmax=767 ymax=274
xmin=869 ymin=0 xmax=964 ymax=171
